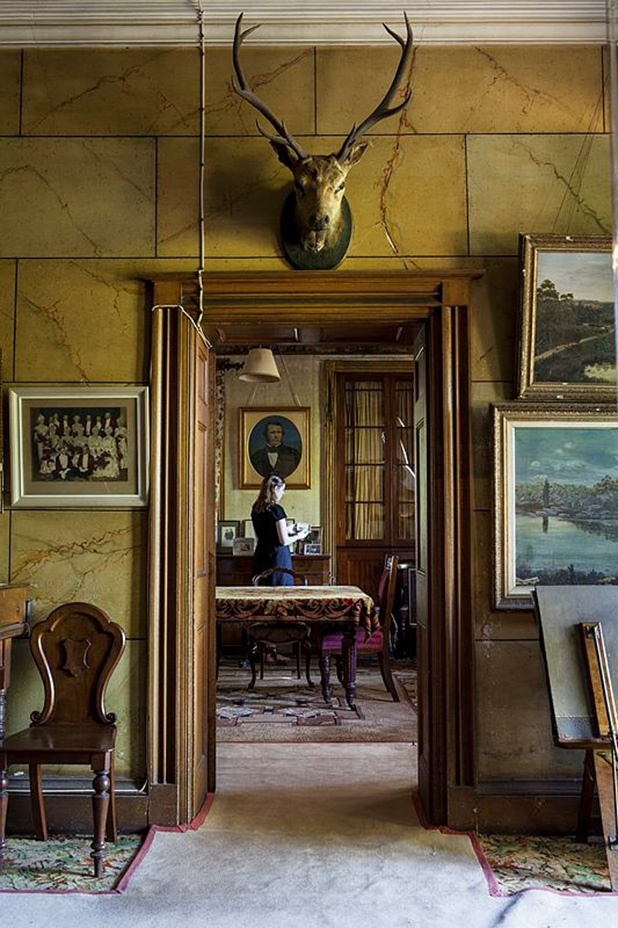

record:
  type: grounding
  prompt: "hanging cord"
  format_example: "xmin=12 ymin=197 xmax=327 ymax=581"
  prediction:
xmin=196 ymin=0 xmax=206 ymax=329
xmin=151 ymin=304 xmax=211 ymax=349
xmin=278 ymin=349 xmax=303 ymax=407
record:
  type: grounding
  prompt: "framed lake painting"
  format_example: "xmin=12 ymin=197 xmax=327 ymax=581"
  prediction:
xmin=493 ymin=404 xmax=618 ymax=609
xmin=9 ymin=386 xmax=149 ymax=508
xmin=517 ymin=234 xmax=616 ymax=401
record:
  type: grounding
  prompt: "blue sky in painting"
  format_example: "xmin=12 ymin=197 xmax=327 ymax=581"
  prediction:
xmin=515 ymin=427 xmax=618 ymax=485
xmin=537 ymin=252 xmax=613 ymax=302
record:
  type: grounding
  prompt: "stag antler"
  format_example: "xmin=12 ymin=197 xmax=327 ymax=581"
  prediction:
xmin=336 ymin=13 xmax=413 ymax=162
xmin=232 ymin=13 xmax=308 ymax=160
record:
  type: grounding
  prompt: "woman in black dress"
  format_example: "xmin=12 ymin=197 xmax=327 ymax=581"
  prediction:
xmin=251 ymin=475 xmax=308 ymax=585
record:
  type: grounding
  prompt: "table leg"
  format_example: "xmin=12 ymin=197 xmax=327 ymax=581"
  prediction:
xmin=341 ymin=624 xmax=357 ymax=710
xmin=319 ymin=650 xmax=332 ymax=705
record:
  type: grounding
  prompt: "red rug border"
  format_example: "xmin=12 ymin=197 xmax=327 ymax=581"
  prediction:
xmin=0 ymin=792 xmax=216 ymax=896
xmin=411 ymin=790 xmax=618 ymax=899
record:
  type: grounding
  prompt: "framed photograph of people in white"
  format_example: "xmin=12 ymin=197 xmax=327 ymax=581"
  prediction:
xmin=493 ymin=404 xmax=618 ymax=609
xmin=218 ymin=520 xmax=240 ymax=550
xmin=9 ymin=386 xmax=148 ymax=508
xmin=517 ymin=234 xmax=615 ymax=401
xmin=240 ymin=407 xmax=310 ymax=489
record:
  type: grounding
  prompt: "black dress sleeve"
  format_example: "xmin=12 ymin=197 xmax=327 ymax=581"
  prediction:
xmin=270 ymin=504 xmax=286 ymax=522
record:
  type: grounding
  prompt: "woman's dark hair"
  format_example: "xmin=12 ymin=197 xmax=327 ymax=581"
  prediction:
xmin=252 ymin=475 xmax=285 ymax=513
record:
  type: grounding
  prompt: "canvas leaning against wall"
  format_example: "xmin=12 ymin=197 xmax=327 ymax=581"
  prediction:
xmin=493 ymin=404 xmax=618 ymax=609
xmin=517 ymin=233 xmax=615 ymax=401
xmin=8 ymin=387 xmax=149 ymax=508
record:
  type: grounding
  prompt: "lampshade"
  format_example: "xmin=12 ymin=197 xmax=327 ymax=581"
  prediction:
xmin=239 ymin=348 xmax=280 ymax=383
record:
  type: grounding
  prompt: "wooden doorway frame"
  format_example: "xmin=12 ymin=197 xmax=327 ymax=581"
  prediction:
xmin=147 ymin=270 xmax=481 ymax=828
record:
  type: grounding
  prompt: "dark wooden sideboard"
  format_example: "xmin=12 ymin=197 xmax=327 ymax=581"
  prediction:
xmin=216 ymin=553 xmax=332 ymax=586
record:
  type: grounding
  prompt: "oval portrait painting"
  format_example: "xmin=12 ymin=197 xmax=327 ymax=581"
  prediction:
xmin=248 ymin=414 xmax=302 ymax=480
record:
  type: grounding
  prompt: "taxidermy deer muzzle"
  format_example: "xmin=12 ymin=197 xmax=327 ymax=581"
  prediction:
xmin=232 ymin=12 xmax=413 ymax=269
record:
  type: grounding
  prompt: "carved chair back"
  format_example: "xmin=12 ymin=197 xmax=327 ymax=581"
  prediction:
xmin=252 ymin=568 xmax=308 ymax=586
xmin=29 ymin=602 xmax=126 ymax=728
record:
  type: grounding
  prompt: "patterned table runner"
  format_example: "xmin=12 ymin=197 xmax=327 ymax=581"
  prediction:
xmin=215 ymin=585 xmax=377 ymax=633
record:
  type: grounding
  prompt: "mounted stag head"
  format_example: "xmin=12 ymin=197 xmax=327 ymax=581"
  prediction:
xmin=232 ymin=12 xmax=413 ymax=269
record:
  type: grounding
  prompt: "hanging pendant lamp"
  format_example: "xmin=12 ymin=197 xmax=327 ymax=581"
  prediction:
xmin=239 ymin=348 xmax=281 ymax=383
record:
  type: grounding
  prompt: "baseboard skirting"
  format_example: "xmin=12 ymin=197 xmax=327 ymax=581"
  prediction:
xmin=6 ymin=790 xmax=149 ymax=835
xmin=447 ymin=779 xmax=586 ymax=834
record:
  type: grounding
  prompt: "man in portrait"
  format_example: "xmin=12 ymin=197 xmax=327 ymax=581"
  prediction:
xmin=250 ymin=420 xmax=300 ymax=479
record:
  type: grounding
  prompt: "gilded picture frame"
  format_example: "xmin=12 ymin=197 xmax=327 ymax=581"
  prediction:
xmin=9 ymin=386 xmax=149 ymax=508
xmin=239 ymin=407 xmax=311 ymax=489
xmin=516 ymin=233 xmax=615 ymax=401
xmin=493 ymin=403 xmax=618 ymax=609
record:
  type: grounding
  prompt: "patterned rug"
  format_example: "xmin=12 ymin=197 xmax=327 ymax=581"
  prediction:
xmin=0 ymin=834 xmax=144 ymax=893
xmin=476 ymin=833 xmax=612 ymax=895
xmin=216 ymin=661 xmax=417 ymax=742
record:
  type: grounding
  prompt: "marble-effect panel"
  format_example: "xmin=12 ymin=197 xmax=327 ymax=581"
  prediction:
xmin=468 ymin=134 xmax=611 ymax=256
xmin=471 ymin=381 xmax=511 ymax=512
xmin=205 ymin=46 xmax=314 ymax=136
xmin=469 ymin=259 xmax=519 ymax=383
xmin=476 ymin=639 xmax=583 ymax=779
xmin=16 ymin=260 xmax=149 ymax=382
xmin=157 ymin=135 xmax=467 ymax=259
xmin=22 ymin=48 xmax=199 ymax=136
xmin=10 ymin=510 xmax=147 ymax=638
xmin=0 ymin=139 xmax=155 ymax=258
xmin=0 ymin=260 xmax=16 ymax=378
xmin=5 ymin=639 xmax=146 ymax=779
xmin=0 ymin=51 xmax=21 ymax=136
xmin=317 ymin=46 xmax=604 ymax=136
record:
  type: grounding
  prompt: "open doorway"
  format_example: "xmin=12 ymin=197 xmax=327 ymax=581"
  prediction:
xmin=147 ymin=271 xmax=476 ymax=830
xmin=214 ymin=324 xmax=420 ymax=750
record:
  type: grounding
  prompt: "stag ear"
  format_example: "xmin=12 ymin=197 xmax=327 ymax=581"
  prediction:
xmin=269 ymin=141 xmax=301 ymax=172
xmin=340 ymin=140 xmax=369 ymax=169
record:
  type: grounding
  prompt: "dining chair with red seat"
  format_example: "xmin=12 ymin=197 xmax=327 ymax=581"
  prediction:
xmin=0 ymin=602 xmax=126 ymax=878
xmin=318 ymin=555 xmax=400 ymax=702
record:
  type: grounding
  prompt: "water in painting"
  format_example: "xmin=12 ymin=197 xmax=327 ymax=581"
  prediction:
xmin=515 ymin=426 xmax=618 ymax=587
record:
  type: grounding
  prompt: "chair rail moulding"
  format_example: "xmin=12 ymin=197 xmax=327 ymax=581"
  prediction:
xmin=145 ymin=270 xmax=482 ymax=830
xmin=0 ymin=1 xmax=607 ymax=46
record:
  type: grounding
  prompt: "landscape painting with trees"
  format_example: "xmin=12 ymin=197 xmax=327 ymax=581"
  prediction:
xmin=534 ymin=251 xmax=615 ymax=385
xmin=517 ymin=235 xmax=616 ymax=400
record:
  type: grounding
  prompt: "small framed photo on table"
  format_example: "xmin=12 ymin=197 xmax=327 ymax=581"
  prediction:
xmin=304 ymin=543 xmax=322 ymax=556
xmin=218 ymin=520 xmax=241 ymax=551
xmin=8 ymin=386 xmax=149 ymax=508
xmin=233 ymin=537 xmax=255 ymax=556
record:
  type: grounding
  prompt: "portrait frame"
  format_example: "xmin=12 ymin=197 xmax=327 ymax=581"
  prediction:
xmin=303 ymin=543 xmax=322 ymax=556
xmin=218 ymin=519 xmax=241 ymax=551
xmin=493 ymin=403 xmax=618 ymax=610
xmin=517 ymin=233 xmax=615 ymax=401
xmin=239 ymin=407 xmax=311 ymax=489
xmin=232 ymin=537 xmax=255 ymax=556
xmin=9 ymin=386 xmax=149 ymax=509
xmin=303 ymin=526 xmax=322 ymax=554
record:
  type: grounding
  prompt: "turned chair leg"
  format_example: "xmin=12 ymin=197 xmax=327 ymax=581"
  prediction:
xmin=91 ymin=760 xmax=111 ymax=878
xmin=305 ymin=638 xmax=314 ymax=688
xmin=0 ymin=762 xmax=8 ymax=873
xmin=378 ymin=652 xmax=400 ymax=702
xmin=247 ymin=639 xmax=258 ymax=690
xmin=319 ymin=651 xmax=332 ymax=705
xmin=335 ymin=655 xmax=344 ymax=686
xmin=106 ymin=754 xmax=117 ymax=844
xmin=29 ymin=763 xmax=48 ymax=840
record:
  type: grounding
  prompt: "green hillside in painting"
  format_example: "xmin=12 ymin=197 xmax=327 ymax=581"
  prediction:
xmin=533 ymin=278 xmax=615 ymax=384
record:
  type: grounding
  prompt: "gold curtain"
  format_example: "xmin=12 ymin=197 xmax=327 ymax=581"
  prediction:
xmin=345 ymin=383 xmax=384 ymax=540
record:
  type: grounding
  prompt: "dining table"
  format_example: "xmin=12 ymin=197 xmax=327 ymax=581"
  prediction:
xmin=215 ymin=584 xmax=378 ymax=709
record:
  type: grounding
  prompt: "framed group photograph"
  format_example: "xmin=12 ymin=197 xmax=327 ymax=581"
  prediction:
xmin=239 ymin=407 xmax=311 ymax=489
xmin=9 ymin=386 xmax=149 ymax=508
xmin=492 ymin=404 xmax=618 ymax=609
xmin=517 ymin=233 xmax=615 ymax=401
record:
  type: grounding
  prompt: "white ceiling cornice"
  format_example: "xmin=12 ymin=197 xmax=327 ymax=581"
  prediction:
xmin=0 ymin=1 xmax=608 ymax=47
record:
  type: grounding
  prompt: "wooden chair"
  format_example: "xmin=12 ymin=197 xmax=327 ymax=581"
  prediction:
xmin=0 ymin=602 xmax=126 ymax=878
xmin=318 ymin=555 xmax=400 ymax=702
xmin=248 ymin=568 xmax=313 ymax=689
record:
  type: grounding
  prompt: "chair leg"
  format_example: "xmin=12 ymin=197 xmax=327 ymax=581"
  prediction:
xmin=378 ymin=651 xmax=400 ymax=702
xmin=305 ymin=640 xmax=314 ymax=688
xmin=106 ymin=754 xmax=118 ymax=844
xmin=248 ymin=639 xmax=258 ymax=690
xmin=335 ymin=655 xmax=344 ymax=686
xmin=319 ymin=651 xmax=332 ymax=705
xmin=29 ymin=763 xmax=48 ymax=840
xmin=91 ymin=759 xmax=111 ymax=878
xmin=259 ymin=643 xmax=265 ymax=680
xmin=0 ymin=762 xmax=8 ymax=873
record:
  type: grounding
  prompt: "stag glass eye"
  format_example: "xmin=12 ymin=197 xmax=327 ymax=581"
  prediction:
xmin=336 ymin=183 xmax=346 ymax=192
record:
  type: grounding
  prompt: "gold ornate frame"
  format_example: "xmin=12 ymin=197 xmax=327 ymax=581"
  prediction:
xmin=493 ymin=402 xmax=618 ymax=609
xmin=517 ymin=233 xmax=614 ymax=401
xmin=239 ymin=406 xmax=311 ymax=489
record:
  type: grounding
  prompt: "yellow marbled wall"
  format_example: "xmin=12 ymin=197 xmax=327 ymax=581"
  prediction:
xmin=0 ymin=42 xmax=609 ymax=786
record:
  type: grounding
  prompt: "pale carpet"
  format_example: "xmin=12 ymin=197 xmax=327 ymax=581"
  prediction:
xmin=3 ymin=743 xmax=618 ymax=927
